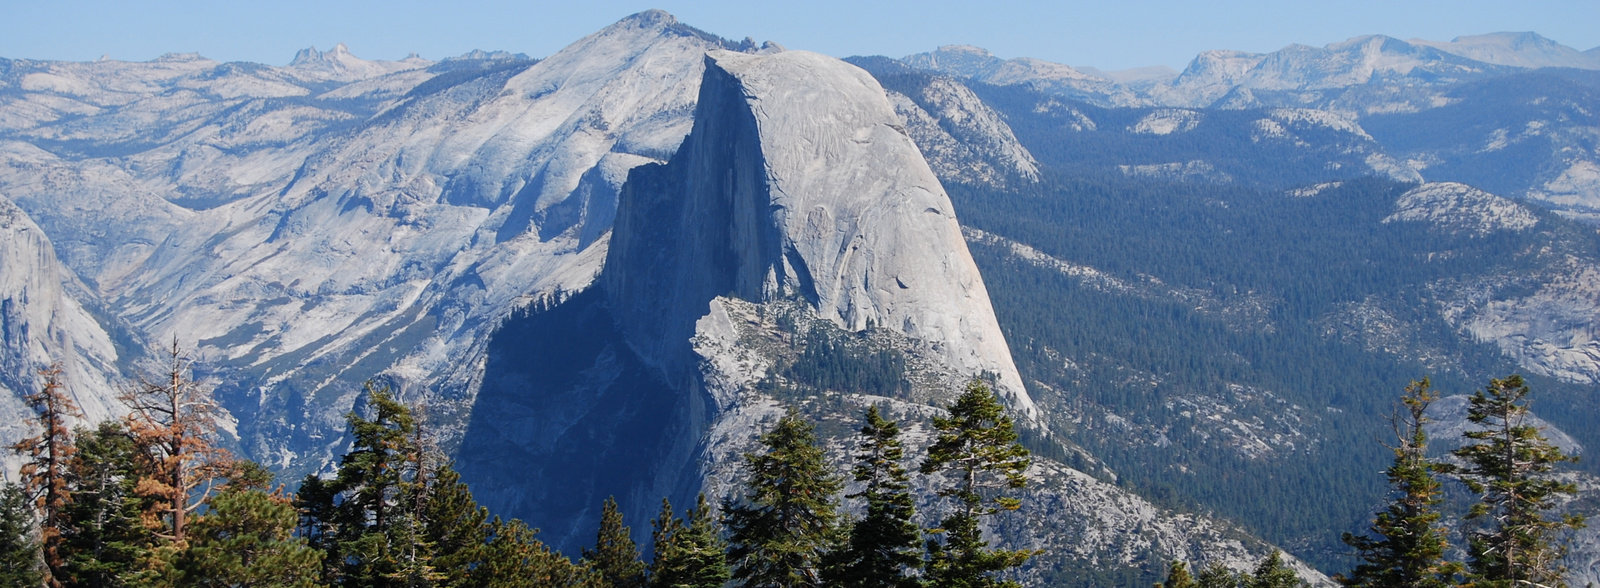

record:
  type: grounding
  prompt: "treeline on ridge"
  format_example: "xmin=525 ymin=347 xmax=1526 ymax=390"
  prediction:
xmin=0 ymin=344 xmax=1045 ymax=588
xmin=0 ymin=338 xmax=1583 ymax=587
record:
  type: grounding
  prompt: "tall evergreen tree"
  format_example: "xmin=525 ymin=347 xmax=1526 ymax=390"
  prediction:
xmin=478 ymin=516 xmax=594 ymax=588
xmin=583 ymin=497 xmax=645 ymax=588
xmin=826 ymin=405 xmax=920 ymax=588
xmin=1452 ymin=375 xmax=1585 ymax=588
xmin=422 ymin=463 xmax=490 ymax=588
xmin=389 ymin=405 xmax=443 ymax=588
xmin=119 ymin=340 xmax=232 ymax=543
xmin=329 ymin=382 xmax=424 ymax=588
xmin=12 ymin=364 xmax=82 ymax=586
xmin=648 ymin=494 xmax=729 ymax=588
xmin=1195 ymin=563 xmax=1242 ymax=588
xmin=169 ymin=485 xmax=324 ymax=587
xmin=59 ymin=422 xmax=150 ymax=588
xmin=1337 ymin=379 xmax=1460 ymax=588
xmin=724 ymin=409 xmax=843 ymax=588
xmin=293 ymin=474 xmax=344 ymax=586
xmin=1158 ymin=561 xmax=1197 ymax=588
xmin=919 ymin=380 xmax=1034 ymax=588
xmin=0 ymin=483 xmax=43 ymax=588
xmin=1246 ymin=552 xmax=1304 ymax=588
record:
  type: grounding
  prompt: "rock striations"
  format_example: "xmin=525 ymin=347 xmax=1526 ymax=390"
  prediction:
xmin=454 ymin=47 xmax=1329 ymax=585
xmin=0 ymin=195 xmax=125 ymax=472
xmin=604 ymin=49 xmax=1034 ymax=416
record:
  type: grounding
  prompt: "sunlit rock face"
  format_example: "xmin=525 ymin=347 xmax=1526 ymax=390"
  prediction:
xmin=604 ymin=49 xmax=1034 ymax=415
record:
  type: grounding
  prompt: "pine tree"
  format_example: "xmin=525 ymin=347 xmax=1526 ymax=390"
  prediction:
xmin=583 ymin=497 xmax=645 ymax=588
xmin=422 ymin=463 xmax=490 ymax=588
xmin=169 ymin=484 xmax=324 ymax=587
xmin=1452 ymin=375 xmax=1585 ymax=588
xmin=1159 ymin=561 xmax=1197 ymax=588
xmin=478 ymin=516 xmax=594 ymax=588
xmin=648 ymin=494 xmax=729 ymax=588
xmin=330 ymin=382 xmax=424 ymax=588
xmin=119 ymin=340 xmax=232 ymax=543
xmin=387 ymin=404 xmax=443 ymax=588
xmin=919 ymin=380 xmax=1034 ymax=588
xmin=1337 ymin=379 xmax=1460 ymax=588
xmin=59 ymin=421 xmax=150 ymax=588
xmin=724 ymin=409 xmax=843 ymax=588
xmin=1196 ymin=563 xmax=1242 ymax=588
xmin=11 ymin=364 xmax=82 ymax=586
xmin=0 ymin=483 xmax=43 ymax=588
xmin=826 ymin=405 xmax=920 ymax=588
xmin=293 ymin=474 xmax=344 ymax=586
xmin=1246 ymin=552 xmax=1304 ymax=588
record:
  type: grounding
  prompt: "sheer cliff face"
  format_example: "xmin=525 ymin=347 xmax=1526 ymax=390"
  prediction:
xmin=482 ymin=52 xmax=1322 ymax=580
xmin=0 ymin=195 xmax=124 ymax=471
xmin=604 ymin=50 xmax=1034 ymax=414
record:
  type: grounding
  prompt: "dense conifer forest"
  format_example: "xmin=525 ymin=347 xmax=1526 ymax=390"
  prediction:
xmin=0 ymin=336 xmax=1583 ymax=586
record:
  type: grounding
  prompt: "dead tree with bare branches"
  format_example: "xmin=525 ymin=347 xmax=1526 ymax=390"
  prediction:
xmin=11 ymin=364 xmax=82 ymax=587
xmin=118 ymin=339 xmax=232 ymax=543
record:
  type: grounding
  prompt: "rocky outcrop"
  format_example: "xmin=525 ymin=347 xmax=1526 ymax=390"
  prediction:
xmin=455 ymin=47 xmax=1338 ymax=586
xmin=0 ymin=194 xmax=126 ymax=473
xmin=1383 ymin=182 xmax=1539 ymax=235
xmin=901 ymin=45 xmax=1147 ymax=107
xmin=604 ymin=49 xmax=1033 ymax=415
xmin=0 ymin=10 xmax=757 ymax=477
xmin=885 ymin=77 xmax=1040 ymax=187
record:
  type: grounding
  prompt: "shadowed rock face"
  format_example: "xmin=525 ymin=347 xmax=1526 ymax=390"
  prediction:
xmin=462 ymin=48 xmax=1037 ymax=550
xmin=401 ymin=40 xmax=1339 ymax=588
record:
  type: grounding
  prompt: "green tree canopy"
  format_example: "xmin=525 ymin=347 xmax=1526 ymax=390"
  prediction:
xmin=1452 ymin=375 xmax=1585 ymax=588
xmin=583 ymin=496 xmax=645 ymax=588
xmin=1337 ymin=379 xmax=1459 ymax=588
xmin=825 ymin=405 xmax=920 ymax=588
xmin=170 ymin=486 xmax=324 ymax=588
xmin=920 ymin=380 xmax=1035 ymax=588
xmin=648 ymin=495 xmax=729 ymax=588
xmin=724 ymin=409 xmax=843 ymax=588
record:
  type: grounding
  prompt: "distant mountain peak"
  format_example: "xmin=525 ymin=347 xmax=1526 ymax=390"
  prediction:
xmin=290 ymin=42 xmax=356 ymax=65
xmin=154 ymin=52 xmax=209 ymax=63
xmin=289 ymin=45 xmax=324 ymax=66
xmin=444 ymin=49 xmax=532 ymax=62
xmin=617 ymin=8 xmax=678 ymax=28
xmin=1412 ymin=31 xmax=1599 ymax=70
xmin=1449 ymin=31 xmax=1554 ymax=47
xmin=937 ymin=44 xmax=994 ymax=56
xmin=286 ymin=42 xmax=430 ymax=80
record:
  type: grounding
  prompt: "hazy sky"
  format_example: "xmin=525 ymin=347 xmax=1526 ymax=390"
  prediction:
xmin=4 ymin=0 xmax=1597 ymax=71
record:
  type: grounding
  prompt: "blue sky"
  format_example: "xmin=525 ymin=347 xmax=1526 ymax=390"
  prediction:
xmin=4 ymin=0 xmax=1597 ymax=71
